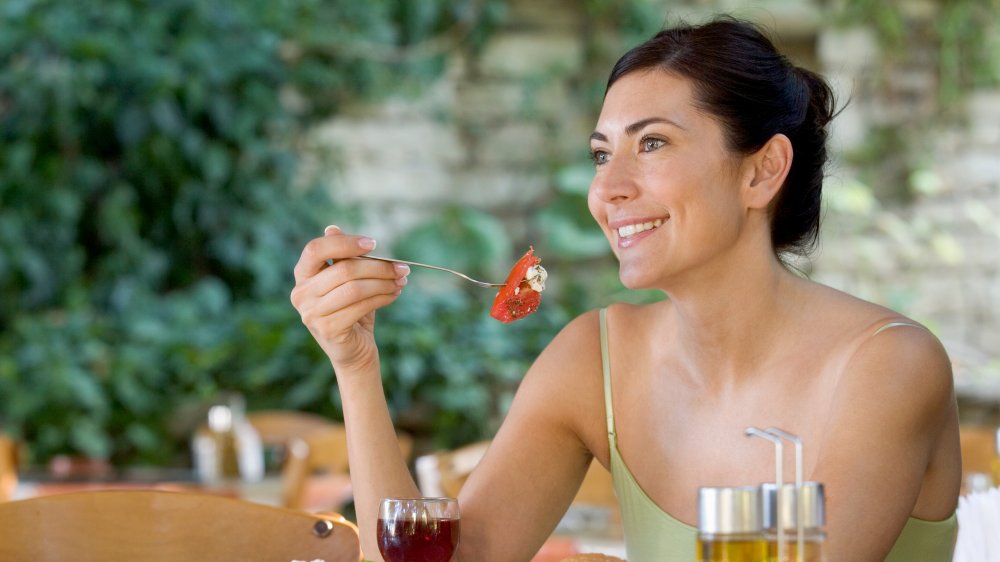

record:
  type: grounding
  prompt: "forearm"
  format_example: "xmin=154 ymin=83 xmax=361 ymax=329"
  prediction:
xmin=336 ymin=358 xmax=421 ymax=561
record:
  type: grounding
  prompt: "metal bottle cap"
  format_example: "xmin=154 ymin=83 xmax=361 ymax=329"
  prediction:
xmin=698 ymin=486 xmax=763 ymax=534
xmin=761 ymin=481 xmax=826 ymax=530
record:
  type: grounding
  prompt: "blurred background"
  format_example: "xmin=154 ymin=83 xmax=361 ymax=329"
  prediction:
xmin=1 ymin=0 xmax=998 ymax=473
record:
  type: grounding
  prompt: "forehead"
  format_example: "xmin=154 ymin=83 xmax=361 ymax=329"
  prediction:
xmin=595 ymin=70 xmax=704 ymax=133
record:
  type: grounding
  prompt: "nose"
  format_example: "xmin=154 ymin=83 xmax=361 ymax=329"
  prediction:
xmin=589 ymin=156 xmax=639 ymax=204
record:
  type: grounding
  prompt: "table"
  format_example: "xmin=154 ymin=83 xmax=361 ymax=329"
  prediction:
xmin=532 ymin=503 xmax=627 ymax=561
xmin=533 ymin=536 xmax=627 ymax=561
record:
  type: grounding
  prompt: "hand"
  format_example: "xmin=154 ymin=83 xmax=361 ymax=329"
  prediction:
xmin=290 ymin=226 xmax=409 ymax=372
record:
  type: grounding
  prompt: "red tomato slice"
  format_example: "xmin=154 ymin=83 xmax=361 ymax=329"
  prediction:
xmin=490 ymin=247 xmax=542 ymax=324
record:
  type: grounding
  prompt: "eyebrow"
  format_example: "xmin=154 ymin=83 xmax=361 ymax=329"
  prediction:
xmin=589 ymin=116 xmax=686 ymax=142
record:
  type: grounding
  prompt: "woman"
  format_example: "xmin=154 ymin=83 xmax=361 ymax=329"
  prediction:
xmin=291 ymin=17 xmax=960 ymax=561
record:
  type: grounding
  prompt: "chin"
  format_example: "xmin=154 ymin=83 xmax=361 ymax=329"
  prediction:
xmin=618 ymin=262 xmax=658 ymax=290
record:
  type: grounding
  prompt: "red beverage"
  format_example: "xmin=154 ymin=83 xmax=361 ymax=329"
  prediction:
xmin=377 ymin=517 xmax=460 ymax=562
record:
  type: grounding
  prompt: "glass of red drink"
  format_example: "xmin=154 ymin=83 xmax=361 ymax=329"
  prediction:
xmin=377 ymin=497 xmax=460 ymax=562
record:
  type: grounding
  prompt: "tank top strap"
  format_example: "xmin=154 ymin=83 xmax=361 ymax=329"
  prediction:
xmin=600 ymin=308 xmax=616 ymax=441
xmin=873 ymin=321 xmax=923 ymax=336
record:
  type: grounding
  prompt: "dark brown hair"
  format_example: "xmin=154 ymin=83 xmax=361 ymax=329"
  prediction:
xmin=606 ymin=16 xmax=837 ymax=258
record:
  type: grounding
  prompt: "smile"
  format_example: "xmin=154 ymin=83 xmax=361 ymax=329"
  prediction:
xmin=617 ymin=218 xmax=665 ymax=238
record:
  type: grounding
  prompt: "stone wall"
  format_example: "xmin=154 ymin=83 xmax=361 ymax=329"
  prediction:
xmin=812 ymin=10 xmax=1000 ymax=396
xmin=313 ymin=0 xmax=999 ymax=391
xmin=313 ymin=0 xmax=593 ymax=247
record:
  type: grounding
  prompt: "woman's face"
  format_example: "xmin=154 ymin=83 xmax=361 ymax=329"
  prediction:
xmin=588 ymin=69 xmax=750 ymax=290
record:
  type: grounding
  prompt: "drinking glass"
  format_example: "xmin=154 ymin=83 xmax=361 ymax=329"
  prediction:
xmin=377 ymin=497 xmax=460 ymax=562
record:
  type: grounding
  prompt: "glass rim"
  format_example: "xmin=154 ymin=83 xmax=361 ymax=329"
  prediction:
xmin=379 ymin=496 xmax=457 ymax=503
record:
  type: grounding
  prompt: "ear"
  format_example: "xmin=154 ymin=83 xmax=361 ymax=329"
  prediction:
xmin=743 ymin=133 xmax=792 ymax=210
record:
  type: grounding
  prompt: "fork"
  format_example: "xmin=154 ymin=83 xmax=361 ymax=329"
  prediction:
xmin=358 ymin=255 xmax=504 ymax=288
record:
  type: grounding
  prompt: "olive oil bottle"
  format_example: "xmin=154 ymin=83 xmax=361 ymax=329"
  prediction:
xmin=697 ymin=486 xmax=768 ymax=562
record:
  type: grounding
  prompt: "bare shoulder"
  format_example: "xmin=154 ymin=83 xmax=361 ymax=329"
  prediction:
xmin=842 ymin=313 xmax=954 ymax=419
xmin=805 ymin=282 xmax=956 ymax=463
xmin=508 ymin=302 xmax=668 ymax=462
xmin=504 ymin=309 xmax=607 ymax=454
xmin=811 ymin=282 xmax=953 ymax=398
xmin=810 ymin=283 xmax=960 ymax=531
xmin=526 ymin=308 xmax=603 ymax=380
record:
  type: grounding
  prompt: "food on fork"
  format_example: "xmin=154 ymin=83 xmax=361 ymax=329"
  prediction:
xmin=490 ymin=247 xmax=547 ymax=324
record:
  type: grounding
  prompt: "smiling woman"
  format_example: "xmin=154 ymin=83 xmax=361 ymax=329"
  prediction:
xmin=290 ymin=16 xmax=960 ymax=562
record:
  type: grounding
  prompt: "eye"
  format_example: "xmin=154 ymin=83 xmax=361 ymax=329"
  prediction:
xmin=589 ymin=148 xmax=610 ymax=166
xmin=641 ymin=137 xmax=666 ymax=152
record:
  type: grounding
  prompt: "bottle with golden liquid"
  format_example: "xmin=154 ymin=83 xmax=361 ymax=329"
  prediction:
xmin=697 ymin=486 xmax=768 ymax=562
xmin=993 ymin=427 xmax=1000 ymax=486
xmin=191 ymin=394 xmax=263 ymax=483
xmin=761 ymin=482 xmax=826 ymax=562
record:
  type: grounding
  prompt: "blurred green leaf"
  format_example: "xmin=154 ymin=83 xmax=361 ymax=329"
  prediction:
xmin=393 ymin=206 xmax=512 ymax=279
xmin=538 ymin=192 xmax=610 ymax=259
xmin=0 ymin=0 xmax=506 ymax=464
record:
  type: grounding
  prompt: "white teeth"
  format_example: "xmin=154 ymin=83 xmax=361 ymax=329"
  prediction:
xmin=617 ymin=218 xmax=664 ymax=238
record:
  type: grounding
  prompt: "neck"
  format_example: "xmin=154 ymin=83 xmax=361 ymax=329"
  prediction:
xmin=659 ymin=243 xmax=805 ymax=387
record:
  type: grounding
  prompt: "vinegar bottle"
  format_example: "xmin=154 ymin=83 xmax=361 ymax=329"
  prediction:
xmin=192 ymin=394 xmax=263 ymax=483
xmin=697 ymin=486 xmax=768 ymax=562
xmin=227 ymin=394 xmax=263 ymax=482
xmin=761 ymin=482 xmax=826 ymax=562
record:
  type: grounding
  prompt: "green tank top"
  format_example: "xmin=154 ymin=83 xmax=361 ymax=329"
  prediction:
xmin=598 ymin=308 xmax=956 ymax=561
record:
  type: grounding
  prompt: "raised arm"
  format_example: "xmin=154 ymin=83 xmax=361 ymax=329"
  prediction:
xmin=814 ymin=324 xmax=961 ymax=560
xmin=292 ymin=229 xmax=608 ymax=561
xmin=290 ymin=226 xmax=418 ymax=559
xmin=452 ymin=310 xmax=608 ymax=561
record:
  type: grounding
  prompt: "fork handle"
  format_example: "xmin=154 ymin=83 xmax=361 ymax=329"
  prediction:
xmin=356 ymin=255 xmax=504 ymax=288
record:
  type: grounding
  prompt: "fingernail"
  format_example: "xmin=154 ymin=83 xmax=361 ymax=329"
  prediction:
xmin=393 ymin=263 xmax=410 ymax=276
xmin=324 ymin=225 xmax=341 ymax=235
xmin=395 ymin=275 xmax=408 ymax=287
xmin=358 ymin=237 xmax=376 ymax=250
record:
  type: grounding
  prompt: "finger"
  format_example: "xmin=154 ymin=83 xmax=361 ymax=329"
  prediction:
xmin=306 ymin=278 xmax=404 ymax=319
xmin=291 ymin=260 xmax=408 ymax=315
xmin=316 ymin=258 xmax=409 ymax=295
xmin=293 ymin=232 xmax=378 ymax=282
xmin=293 ymin=258 xmax=408 ymax=306
xmin=298 ymin=280 xmax=403 ymax=334
xmin=316 ymin=291 xmax=402 ymax=338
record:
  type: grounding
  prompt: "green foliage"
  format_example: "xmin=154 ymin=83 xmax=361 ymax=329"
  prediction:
xmin=375 ymin=204 xmax=638 ymax=449
xmin=0 ymin=0 xmax=502 ymax=464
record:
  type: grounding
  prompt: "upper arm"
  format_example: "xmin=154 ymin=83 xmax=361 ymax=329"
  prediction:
xmin=814 ymin=325 xmax=956 ymax=560
xmin=455 ymin=310 xmax=605 ymax=562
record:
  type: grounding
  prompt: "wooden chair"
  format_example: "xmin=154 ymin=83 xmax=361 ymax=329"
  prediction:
xmin=0 ymin=434 xmax=17 ymax=502
xmin=0 ymin=489 xmax=361 ymax=561
xmin=429 ymin=440 xmax=491 ymax=498
xmin=573 ymin=460 xmax=617 ymax=509
xmin=959 ymin=424 xmax=999 ymax=493
xmin=281 ymin=424 xmax=350 ymax=510
xmin=281 ymin=424 xmax=414 ymax=511
xmin=247 ymin=409 xmax=339 ymax=446
xmin=208 ymin=409 xmax=343 ymax=510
